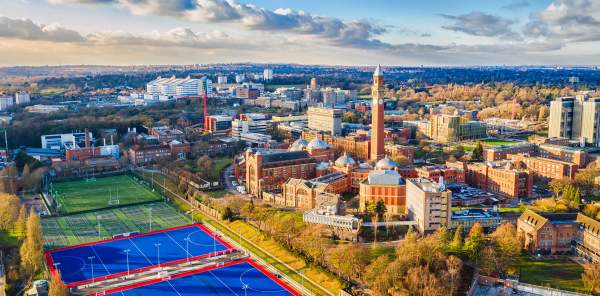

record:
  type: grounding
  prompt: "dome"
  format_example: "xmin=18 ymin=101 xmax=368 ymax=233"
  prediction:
xmin=289 ymin=138 xmax=308 ymax=151
xmin=335 ymin=153 xmax=356 ymax=168
xmin=375 ymin=155 xmax=398 ymax=170
xmin=307 ymin=138 xmax=329 ymax=150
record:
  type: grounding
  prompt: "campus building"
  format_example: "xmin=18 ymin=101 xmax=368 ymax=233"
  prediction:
xmin=205 ymin=115 xmax=233 ymax=136
xmin=447 ymin=160 xmax=533 ymax=198
xmin=231 ymin=113 xmax=268 ymax=139
xmin=548 ymin=92 xmax=600 ymax=146
xmin=406 ymin=178 xmax=452 ymax=234
xmin=245 ymin=149 xmax=317 ymax=197
xmin=307 ymin=107 xmax=343 ymax=136
xmin=517 ymin=210 xmax=579 ymax=254
xmin=538 ymin=144 xmax=589 ymax=167
xmin=128 ymin=144 xmax=172 ymax=165
xmin=146 ymin=76 xmax=212 ymax=97
xmin=359 ymin=156 xmax=406 ymax=214
xmin=506 ymin=153 xmax=578 ymax=180
xmin=484 ymin=142 xmax=537 ymax=161
xmin=428 ymin=114 xmax=487 ymax=143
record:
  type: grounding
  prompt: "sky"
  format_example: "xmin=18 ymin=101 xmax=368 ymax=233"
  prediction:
xmin=1 ymin=0 xmax=600 ymax=66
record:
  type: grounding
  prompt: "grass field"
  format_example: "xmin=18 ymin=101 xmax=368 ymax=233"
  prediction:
xmin=518 ymin=257 xmax=586 ymax=293
xmin=0 ymin=231 xmax=19 ymax=248
xmin=480 ymin=138 xmax=519 ymax=146
xmin=51 ymin=175 xmax=162 ymax=214
xmin=39 ymin=87 xmax=66 ymax=95
xmin=41 ymin=202 xmax=191 ymax=249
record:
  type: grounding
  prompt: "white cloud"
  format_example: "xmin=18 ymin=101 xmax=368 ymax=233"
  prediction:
xmin=0 ymin=16 xmax=85 ymax=42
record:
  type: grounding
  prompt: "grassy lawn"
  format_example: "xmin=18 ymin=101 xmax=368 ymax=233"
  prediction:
xmin=0 ymin=231 xmax=20 ymax=248
xmin=205 ymin=189 xmax=228 ymax=198
xmin=42 ymin=202 xmax=190 ymax=249
xmin=517 ymin=257 xmax=586 ymax=293
xmin=39 ymin=87 xmax=66 ymax=95
xmin=480 ymin=138 xmax=518 ymax=146
xmin=50 ymin=175 xmax=162 ymax=214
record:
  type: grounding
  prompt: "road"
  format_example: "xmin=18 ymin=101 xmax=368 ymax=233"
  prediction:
xmin=222 ymin=165 xmax=238 ymax=195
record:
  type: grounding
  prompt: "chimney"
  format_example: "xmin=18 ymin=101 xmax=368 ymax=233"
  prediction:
xmin=84 ymin=128 xmax=90 ymax=148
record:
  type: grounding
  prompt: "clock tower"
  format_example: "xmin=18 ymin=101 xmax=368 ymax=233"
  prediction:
xmin=370 ymin=64 xmax=385 ymax=161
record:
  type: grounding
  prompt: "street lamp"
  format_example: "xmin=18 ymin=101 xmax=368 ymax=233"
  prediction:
xmin=88 ymin=256 xmax=96 ymax=283
xmin=242 ymin=284 xmax=249 ymax=296
xmin=124 ymin=249 xmax=131 ymax=276
xmin=155 ymin=243 xmax=161 ymax=267
xmin=149 ymin=208 xmax=153 ymax=231
xmin=53 ymin=262 xmax=61 ymax=277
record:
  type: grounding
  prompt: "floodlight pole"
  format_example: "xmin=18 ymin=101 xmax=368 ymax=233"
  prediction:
xmin=53 ymin=262 xmax=61 ymax=277
xmin=124 ymin=249 xmax=131 ymax=276
xmin=243 ymin=284 xmax=248 ymax=296
xmin=88 ymin=256 xmax=96 ymax=283
xmin=184 ymin=237 xmax=190 ymax=264
xmin=155 ymin=243 xmax=161 ymax=267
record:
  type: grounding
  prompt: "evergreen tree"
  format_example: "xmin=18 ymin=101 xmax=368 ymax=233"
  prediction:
xmin=471 ymin=142 xmax=484 ymax=161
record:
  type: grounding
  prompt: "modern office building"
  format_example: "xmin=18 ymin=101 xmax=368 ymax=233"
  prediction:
xmin=217 ymin=75 xmax=228 ymax=84
xmin=548 ymin=92 xmax=600 ymax=146
xmin=15 ymin=92 xmax=30 ymax=105
xmin=41 ymin=131 xmax=94 ymax=150
xmin=231 ymin=113 xmax=268 ymax=138
xmin=406 ymin=178 xmax=452 ymax=234
xmin=307 ymin=107 xmax=343 ymax=136
xmin=146 ymin=76 xmax=212 ymax=97
xmin=0 ymin=96 xmax=14 ymax=111
xmin=205 ymin=115 xmax=233 ymax=136
xmin=263 ymin=69 xmax=273 ymax=80
xmin=429 ymin=114 xmax=487 ymax=143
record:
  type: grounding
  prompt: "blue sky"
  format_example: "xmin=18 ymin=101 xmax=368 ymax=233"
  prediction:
xmin=0 ymin=0 xmax=599 ymax=66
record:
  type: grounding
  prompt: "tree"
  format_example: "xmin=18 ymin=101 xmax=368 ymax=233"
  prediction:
xmin=0 ymin=193 xmax=21 ymax=231
xmin=328 ymin=244 xmax=371 ymax=280
xmin=221 ymin=207 xmax=234 ymax=221
xmin=20 ymin=208 xmax=43 ymax=278
xmin=374 ymin=199 xmax=387 ymax=221
xmin=471 ymin=142 xmax=484 ymax=161
xmin=463 ymin=222 xmax=485 ymax=262
xmin=449 ymin=225 xmax=464 ymax=253
xmin=489 ymin=224 xmax=521 ymax=275
xmin=15 ymin=206 xmax=27 ymax=239
xmin=196 ymin=155 xmax=213 ymax=171
xmin=48 ymin=273 xmax=69 ymax=296
xmin=582 ymin=263 xmax=600 ymax=295
xmin=549 ymin=179 xmax=571 ymax=200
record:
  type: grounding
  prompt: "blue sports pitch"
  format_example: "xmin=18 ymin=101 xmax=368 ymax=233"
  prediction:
xmin=105 ymin=259 xmax=299 ymax=296
xmin=46 ymin=224 xmax=234 ymax=286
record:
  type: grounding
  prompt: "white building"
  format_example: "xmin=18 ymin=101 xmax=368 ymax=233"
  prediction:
xmin=217 ymin=76 xmax=228 ymax=84
xmin=263 ymin=69 xmax=273 ymax=80
xmin=239 ymin=132 xmax=273 ymax=145
xmin=25 ymin=104 xmax=67 ymax=113
xmin=0 ymin=96 xmax=14 ymax=111
xmin=406 ymin=178 xmax=452 ymax=234
xmin=235 ymin=74 xmax=245 ymax=83
xmin=231 ymin=113 xmax=268 ymax=138
xmin=303 ymin=205 xmax=360 ymax=231
xmin=307 ymin=106 xmax=343 ymax=135
xmin=146 ymin=76 xmax=212 ymax=97
xmin=41 ymin=131 xmax=94 ymax=150
xmin=15 ymin=92 xmax=30 ymax=105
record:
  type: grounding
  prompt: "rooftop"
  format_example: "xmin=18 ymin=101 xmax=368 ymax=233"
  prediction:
xmin=261 ymin=150 xmax=312 ymax=163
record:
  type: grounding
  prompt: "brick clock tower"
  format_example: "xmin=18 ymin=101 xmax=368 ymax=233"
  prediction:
xmin=370 ymin=64 xmax=385 ymax=161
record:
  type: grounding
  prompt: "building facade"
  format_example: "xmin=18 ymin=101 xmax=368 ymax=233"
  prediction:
xmin=429 ymin=114 xmax=487 ymax=143
xmin=517 ymin=210 xmax=578 ymax=254
xmin=307 ymin=107 xmax=343 ymax=136
xmin=548 ymin=93 xmax=600 ymax=146
xmin=506 ymin=153 xmax=578 ymax=180
xmin=406 ymin=178 xmax=452 ymax=234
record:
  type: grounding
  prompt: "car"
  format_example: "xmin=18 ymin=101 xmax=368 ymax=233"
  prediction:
xmin=232 ymin=181 xmax=239 ymax=186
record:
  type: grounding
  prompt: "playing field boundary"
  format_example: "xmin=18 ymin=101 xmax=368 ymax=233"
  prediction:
xmin=46 ymin=223 xmax=235 ymax=287
xmin=90 ymin=258 xmax=301 ymax=296
xmin=53 ymin=199 xmax=163 ymax=217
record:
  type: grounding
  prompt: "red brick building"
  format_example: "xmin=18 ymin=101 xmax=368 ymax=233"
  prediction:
xmin=128 ymin=144 xmax=172 ymax=165
xmin=506 ymin=153 xmax=578 ymax=180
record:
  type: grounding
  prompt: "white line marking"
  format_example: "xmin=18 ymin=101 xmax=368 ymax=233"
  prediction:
xmin=128 ymin=238 xmax=153 ymax=265
xmin=164 ymin=231 xmax=190 ymax=257
xmin=90 ymin=245 xmax=112 ymax=275
xmin=209 ymin=270 xmax=241 ymax=296
xmin=167 ymin=280 xmax=185 ymax=296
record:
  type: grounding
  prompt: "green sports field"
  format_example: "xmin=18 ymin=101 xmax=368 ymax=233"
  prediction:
xmin=50 ymin=175 xmax=162 ymax=215
xmin=42 ymin=202 xmax=191 ymax=249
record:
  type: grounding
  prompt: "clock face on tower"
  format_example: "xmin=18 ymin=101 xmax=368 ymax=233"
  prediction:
xmin=379 ymin=99 xmax=383 ymax=105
